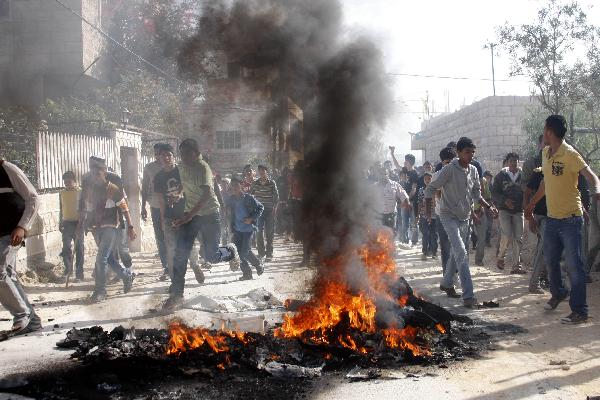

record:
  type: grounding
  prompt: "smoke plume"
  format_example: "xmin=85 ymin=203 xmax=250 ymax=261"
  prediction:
xmin=178 ymin=0 xmax=393 ymax=292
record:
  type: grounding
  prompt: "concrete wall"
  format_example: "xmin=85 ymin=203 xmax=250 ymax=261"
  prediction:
xmin=22 ymin=192 xmax=155 ymax=263
xmin=0 ymin=0 xmax=105 ymax=105
xmin=411 ymin=96 xmax=540 ymax=173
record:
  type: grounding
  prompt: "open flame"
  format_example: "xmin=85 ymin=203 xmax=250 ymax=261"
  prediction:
xmin=166 ymin=230 xmax=441 ymax=360
xmin=275 ymin=230 xmax=430 ymax=356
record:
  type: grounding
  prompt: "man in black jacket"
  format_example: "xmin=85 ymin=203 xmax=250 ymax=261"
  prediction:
xmin=492 ymin=152 xmax=526 ymax=274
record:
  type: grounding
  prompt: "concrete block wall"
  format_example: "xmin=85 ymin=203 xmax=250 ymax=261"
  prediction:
xmin=22 ymin=192 xmax=156 ymax=263
xmin=412 ymin=96 xmax=539 ymax=174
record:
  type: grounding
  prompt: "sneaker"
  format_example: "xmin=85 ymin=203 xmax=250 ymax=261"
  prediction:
xmin=439 ymin=285 xmax=461 ymax=298
xmin=463 ymin=297 xmax=478 ymax=309
xmin=475 ymin=260 xmax=484 ymax=267
xmin=159 ymin=272 xmax=169 ymax=281
xmin=431 ymin=254 xmax=438 ymax=260
xmin=191 ymin=265 xmax=205 ymax=284
xmin=90 ymin=292 xmax=107 ymax=303
xmin=510 ymin=267 xmax=527 ymax=275
xmin=560 ymin=312 xmax=588 ymax=324
xmin=544 ymin=293 xmax=568 ymax=311
xmin=421 ymin=253 xmax=428 ymax=261
xmin=162 ymin=296 xmax=184 ymax=312
xmin=226 ymin=243 xmax=240 ymax=271
xmin=200 ymin=262 xmax=213 ymax=270
xmin=123 ymin=273 xmax=135 ymax=294
xmin=9 ymin=312 xmax=42 ymax=337
xmin=496 ymin=259 xmax=505 ymax=270
xmin=528 ymin=286 xmax=545 ymax=294
xmin=255 ymin=261 xmax=264 ymax=276
xmin=238 ymin=275 xmax=253 ymax=281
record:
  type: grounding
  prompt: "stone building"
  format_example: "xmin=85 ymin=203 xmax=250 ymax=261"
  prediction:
xmin=185 ymin=64 xmax=303 ymax=176
xmin=0 ymin=0 xmax=105 ymax=106
xmin=411 ymin=95 xmax=540 ymax=173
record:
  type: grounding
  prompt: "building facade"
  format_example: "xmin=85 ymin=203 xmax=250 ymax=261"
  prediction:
xmin=0 ymin=0 xmax=105 ymax=106
xmin=185 ymin=64 xmax=303 ymax=175
xmin=411 ymin=96 xmax=539 ymax=173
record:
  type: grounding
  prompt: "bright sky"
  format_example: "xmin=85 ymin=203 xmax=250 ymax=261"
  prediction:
xmin=342 ymin=0 xmax=600 ymax=159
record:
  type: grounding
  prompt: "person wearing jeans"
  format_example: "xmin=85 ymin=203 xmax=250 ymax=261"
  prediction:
xmin=492 ymin=153 xmax=526 ymax=274
xmin=417 ymin=173 xmax=438 ymax=259
xmin=59 ymin=171 xmax=84 ymax=281
xmin=433 ymin=147 xmax=457 ymax=273
xmin=426 ymin=137 xmax=498 ymax=308
xmin=142 ymin=144 xmax=168 ymax=277
xmin=164 ymin=139 xmax=240 ymax=311
xmin=526 ymin=114 xmax=600 ymax=325
xmin=229 ymin=178 xmax=264 ymax=280
xmin=252 ymin=165 xmax=279 ymax=261
xmin=0 ymin=159 xmax=41 ymax=337
xmin=525 ymin=170 xmax=548 ymax=293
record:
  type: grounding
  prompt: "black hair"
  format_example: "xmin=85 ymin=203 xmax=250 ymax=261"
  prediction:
xmin=456 ymin=137 xmax=476 ymax=152
xmin=179 ymin=138 xmax=200 ymax=153
xmin=257 ymin=164 xmax=269 ymax=172
xmin=484 ymin=170 xmax=493 ymax=177
xmin=158 ymin=143 xmax=174 ymax=154
xmin=538 ymin=134 xmax=544 ymax=144
xmin=404 ymin=154 xmax=416 ymax=166
xmin=446 ymin=141 xmax=457 ymax=149
xmin=505 ymin=152 xmax=519 ymax=161
xmin=439 ymin=147 xmax=457 ymax=161
xmin=153 ymin=143 xmax=165 ymax=150
xmin=230 ymin=177 xmax=242 ymax=185
xmin=62 ymin=171 xmax=76 ymax=181
xmin=423 ymin=160 xmax=432 ymax=167
xmin=243 ymin=164 xmax=252 ymax=173
xmin=545 ymin=115 xmax=567 ymax=139
xmin=423 ymin=172 xmax=432 ymax=178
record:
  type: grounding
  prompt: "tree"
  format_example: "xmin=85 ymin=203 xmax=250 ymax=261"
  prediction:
xmin=497 ymin=0 xmax=590 ymax=115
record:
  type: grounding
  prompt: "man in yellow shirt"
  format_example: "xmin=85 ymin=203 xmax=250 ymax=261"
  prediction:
xmin=60 ymin=171 xmax=84 ymax=281
xmin=526 ymin=115 xmax=600 ymax=324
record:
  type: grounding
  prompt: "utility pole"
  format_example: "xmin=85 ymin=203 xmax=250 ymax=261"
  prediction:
xmin=489 ymin=43 xmax=496 ymax=96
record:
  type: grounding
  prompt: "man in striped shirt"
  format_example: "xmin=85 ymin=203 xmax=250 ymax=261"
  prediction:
xmin=252 ymin=165 xmax=279 ymax=261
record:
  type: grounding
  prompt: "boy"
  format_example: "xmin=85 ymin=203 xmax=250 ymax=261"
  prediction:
xmin=252 ymin=165 xmax=279 ymax=261
xmin=425 ymin=137 xmax=498 ymax=308
xmin=418 ymin=172 xmax=437 ymax=260
xmin=228 ymin=178 xmax=264 ymax=280
xmin=60 ymin=171 xmax=84 ymax=281
xmin=373 ymin=166 xmax=409 ymax=231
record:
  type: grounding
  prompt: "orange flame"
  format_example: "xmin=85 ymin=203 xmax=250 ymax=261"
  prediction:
xmin=275 ymin=230 xmax=430 ymax=356
xmin=166 ymin=321 xmax=248 ymax=357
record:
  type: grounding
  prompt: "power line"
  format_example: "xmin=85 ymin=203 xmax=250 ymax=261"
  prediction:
xmin=53 ymin=0 xmax=186 ymax=86
xmin=387 ymin=72 xmax=531 ymax=83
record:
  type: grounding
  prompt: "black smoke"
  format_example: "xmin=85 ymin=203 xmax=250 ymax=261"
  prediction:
xmin=177 ymin=0 xmax=393 ymax=271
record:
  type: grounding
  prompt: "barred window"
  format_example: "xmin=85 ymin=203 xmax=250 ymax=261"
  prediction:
xmin=216 ymin=130 xmax=241 ymax=150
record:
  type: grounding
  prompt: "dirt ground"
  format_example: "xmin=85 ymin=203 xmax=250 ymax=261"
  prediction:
xmin=0 ymin=235 xmax=599 ymax=400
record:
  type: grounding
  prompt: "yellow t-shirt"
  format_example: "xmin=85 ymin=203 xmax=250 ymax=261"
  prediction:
xmin=542 ymin=142 xmax=587 ymax=219
xmin=60 ymin=187 xmax=81 ymax=222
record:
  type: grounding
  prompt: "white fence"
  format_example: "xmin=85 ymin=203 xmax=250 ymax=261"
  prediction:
xmin=36 ymin=130 xmax=149 ymax=190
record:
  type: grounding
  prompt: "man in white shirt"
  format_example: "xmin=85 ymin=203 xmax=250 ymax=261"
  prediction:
xmin=373 ymin=167 xmax=409 ymax=231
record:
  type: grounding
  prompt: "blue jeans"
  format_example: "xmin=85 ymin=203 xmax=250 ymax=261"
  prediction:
xmin=0 ymin=236 xmax=33 ymax=321
xmin=93 ymin=227 xmax=118 ymax=295
xmin=401 ymin=208 xmax=417 ymax=244
xmin=109 ymin=224 xmax=133 ymax=272
xmin=61 ymin=221 xmax=85 ymax=277
xmin=543 ymin=216 xmax=588 ymax=316
xmin=151 ymin=207 xmax=168 ymax=272
xmin=439 ymin=216 xmax=474 ymax=300
xmin=170 ymin=213 xmax=231 ymax=297
xmin=233 ymin=230 xmax=254 ymax=277
xmin=529 ymin=215 xmax=547 ymax=288
xmin=257 ymin=207 xmax=275 ymax=258
xmin=437 ymin=220 xmax=451 ymax=273
xmin=419 ymin=218 xmax=438 ymax=255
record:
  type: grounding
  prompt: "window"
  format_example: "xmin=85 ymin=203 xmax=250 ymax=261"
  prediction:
xmin=216 ymin=130 xmax=241 ymax=150
xmin=0 ymin=0 xmax=9 ymax=18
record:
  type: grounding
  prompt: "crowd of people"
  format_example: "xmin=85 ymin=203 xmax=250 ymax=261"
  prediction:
xmin=0 ymin=114 xmax=598 ymax=340
xmin=371 ymin=115 xmax=599 ymax=324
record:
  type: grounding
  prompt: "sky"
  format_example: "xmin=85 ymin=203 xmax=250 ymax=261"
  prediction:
xmin=342 ymin=0 xmax=600 ymax=159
